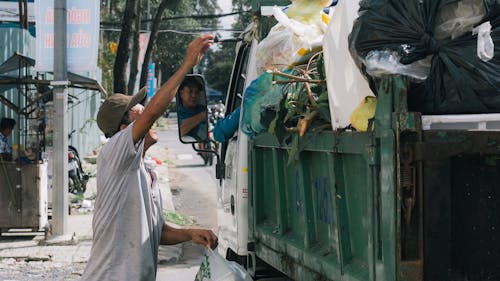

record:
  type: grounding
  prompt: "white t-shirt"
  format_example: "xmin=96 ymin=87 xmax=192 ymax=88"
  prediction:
xmin=81 ymin=124 xmax=164 ymax=281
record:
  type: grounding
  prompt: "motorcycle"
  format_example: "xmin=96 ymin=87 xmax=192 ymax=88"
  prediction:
xmin=68 ymin=130 xmax=89 ymax=194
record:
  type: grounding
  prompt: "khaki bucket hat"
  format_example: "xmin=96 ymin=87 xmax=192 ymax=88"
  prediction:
xmin=97 ymin=87 xmax=147 ymax=137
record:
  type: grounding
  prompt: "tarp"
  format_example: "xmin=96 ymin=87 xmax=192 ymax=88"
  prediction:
xmin=0 ymin=52 xmax=35 ymax=74
xmin=349 ymin=0 xmax=500 ymax=114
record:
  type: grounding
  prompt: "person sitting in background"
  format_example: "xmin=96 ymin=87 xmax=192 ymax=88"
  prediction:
xmin=0 ymin=117 xmax=16 ymax=161
xmin=213 ymin=107 xmax=240 ymax=143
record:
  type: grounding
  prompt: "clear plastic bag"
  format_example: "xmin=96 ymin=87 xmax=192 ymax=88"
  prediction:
xmin=434 ymin=0 xmax=486 ymax=40
xmin=473 ymin=21 xmax=494 ymax=62
xmin=363 ymin=50 xmax=431 ymax=80
xmin=255 ymin=7 xmax=327 ymax=72
xmin=195 ymin=249 xmax=252 ymax=281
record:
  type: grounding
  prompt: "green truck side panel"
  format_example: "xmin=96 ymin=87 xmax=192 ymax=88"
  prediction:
xmin=251 ymin=131 xmax=378 ymax=281
xmin=249 ymin=77 xmax=408 ymax=281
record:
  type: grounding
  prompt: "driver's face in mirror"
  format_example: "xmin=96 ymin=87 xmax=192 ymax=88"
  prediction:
xmin=179 ymin=85 xmax=200 ymax=109
xmin=177 ymin=76 xmax=209 ymax=143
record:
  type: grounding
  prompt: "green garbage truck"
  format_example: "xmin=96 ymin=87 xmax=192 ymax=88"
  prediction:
xmin=180 ymin=1 xmax=500 ymax=280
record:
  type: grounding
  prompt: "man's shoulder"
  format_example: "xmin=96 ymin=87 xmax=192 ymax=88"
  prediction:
xmin=98 ymin=128 xmax=130 ymax=156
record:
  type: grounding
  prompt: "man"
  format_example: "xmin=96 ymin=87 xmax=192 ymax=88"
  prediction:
xmin=177 ymin=77 xmax=207 ymax=141
xmin=81 ymin=34 xmax=217 ymax=281
xmin=0 ymin=117 xmax=16 ymax=161
xmin=213 ymin=107 xmax=240 ymax=143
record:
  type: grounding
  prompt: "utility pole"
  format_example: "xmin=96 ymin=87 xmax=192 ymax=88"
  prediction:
xmin=51 ymin=0 xmax=69 ymax=236
xmin=17 ymin=0 xmax=28 ymax=29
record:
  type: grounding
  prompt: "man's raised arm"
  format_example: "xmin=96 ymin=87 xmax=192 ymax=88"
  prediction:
xmin=132 ymin=34 xmax=214 ymax=144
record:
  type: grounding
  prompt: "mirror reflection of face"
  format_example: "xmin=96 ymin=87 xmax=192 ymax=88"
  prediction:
xmin=180 ymin=86 xmax=200 ymax=109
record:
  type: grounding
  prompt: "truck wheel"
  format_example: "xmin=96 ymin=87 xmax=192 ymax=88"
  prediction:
xmin=226 ymin=248 xmax=247 ymax=268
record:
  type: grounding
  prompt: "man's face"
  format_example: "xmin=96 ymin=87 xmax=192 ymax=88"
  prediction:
xmin=128 ymin=104 xmax=159 ymax=146
xmin=180 ymin=86 xmax=199 ymax=109
xmin=3 ymin=128 xmax=13 ymax=137
xmin=129 ymin=104 xmax=144 ymax=121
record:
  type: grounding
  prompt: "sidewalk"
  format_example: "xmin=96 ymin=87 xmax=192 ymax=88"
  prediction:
xmin=0 ymin=158 xmax=181 ymax=281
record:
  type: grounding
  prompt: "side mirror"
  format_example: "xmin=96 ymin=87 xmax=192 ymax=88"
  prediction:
xmin=176 ymin=74 xmax=209 ymax=144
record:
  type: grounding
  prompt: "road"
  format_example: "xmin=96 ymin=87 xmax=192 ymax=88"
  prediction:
xmin=154 ymin=115 xmax=219 ymax=281
xmin=154 ymin=116 xmax=289 ymax=281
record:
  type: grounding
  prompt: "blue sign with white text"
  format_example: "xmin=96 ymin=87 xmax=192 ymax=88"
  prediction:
xmin=146 ymin=63 xmax=156 ymax=98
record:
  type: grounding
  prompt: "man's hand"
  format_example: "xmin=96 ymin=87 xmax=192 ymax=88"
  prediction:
xmin=184 ymin=34 xmax=215 ymax=68
xmin=189 ymin=228 xmax=218 ymax=249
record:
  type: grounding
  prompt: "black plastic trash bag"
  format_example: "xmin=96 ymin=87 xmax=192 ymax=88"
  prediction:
xmin=349 ymin=0 xmax=500 ymax=114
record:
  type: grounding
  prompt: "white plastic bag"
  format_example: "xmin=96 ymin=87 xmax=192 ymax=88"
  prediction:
xmin=255 ymin=6 xmax=327 ymax=72
xmin=472 ymin=21 xmax=494 ymax=62
xmin=195 ymin=249 xmax=252 ymax=281
xmin=322 ymin=0 xmax=374 ymax=130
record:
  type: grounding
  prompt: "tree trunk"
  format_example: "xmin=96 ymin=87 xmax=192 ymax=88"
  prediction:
xmin=127 ymin=8 xmax=141 ymax=95
xmin=139 ymin=0 xmax=171 ymax=88
xmin=113 ymin=0 xmax=140 ymax=95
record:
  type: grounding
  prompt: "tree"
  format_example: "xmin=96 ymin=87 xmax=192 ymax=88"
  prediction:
xmin=104 ymin=0 xmax=230 ymax=94
xmin=113 ymin=0 xmax=141 ymax=94
xmin=139 ymin=0 xmax=176 ymax=88
xmin=203 ymin=0 xmax=252 ymax=94
xmin=151 ymin=0 xmax=216 ymax=82
xmin=127 ymin=9 xmax=141 ymax=94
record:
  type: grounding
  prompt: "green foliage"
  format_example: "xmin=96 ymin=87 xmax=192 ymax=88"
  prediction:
xmin=100 ymin=0 xmax=224 ymax=90
xmin=263 ymin=54 xmax=331 ymax=164
xmin=69 ymin=193 xmax=84 ymax=204
xmin=98 ymin=14 xmax=121 ymax=96
xmin=203 ymin=43 xmax=237 ymax=93
xmin=232 ymin=0 xmax=253 ymax=31
xmin=163 ymin=210 xmax=195 ymax=226
xmin=202 ymin=0 xmax=252 ymax=93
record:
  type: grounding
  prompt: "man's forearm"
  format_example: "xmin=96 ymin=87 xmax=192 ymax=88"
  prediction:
xmin=144 ymin=63 xmax=191 ymax=124
xmin=160 ymin=223 xmax=191 ymax=245
xmin=180 ymin=112 xmax=204 ymax=136
xmin=161 ymin=223 xmax=218 ymax=248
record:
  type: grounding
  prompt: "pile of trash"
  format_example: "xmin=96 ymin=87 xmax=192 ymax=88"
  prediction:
xmin=240 ymin=0 xmax=500 ymax=156
xmin=349 ymin=0 xmax=500 ymax=114
xmin=242 ymin=0 xmax=335 ymax=144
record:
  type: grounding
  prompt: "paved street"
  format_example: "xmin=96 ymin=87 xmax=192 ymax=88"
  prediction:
xmin=155 ymin=115 xmax=219 ymax=280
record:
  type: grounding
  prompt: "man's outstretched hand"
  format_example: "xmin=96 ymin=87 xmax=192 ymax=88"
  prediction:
xmin=189 ymin=228 xmax=219 ymax=249
xmin=184 ymin=34 xmax=215 ymax=68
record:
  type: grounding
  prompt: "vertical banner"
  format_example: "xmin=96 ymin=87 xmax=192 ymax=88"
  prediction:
xmin=138 ymin=33 xmax=150 ymax=70
xmin=130 ymin=32 xmax=150 ymax=94
xmin=35 ymin=0 xmax=99 ymax=72
xmin=146 ymin=62 xmax=155 ymax=98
